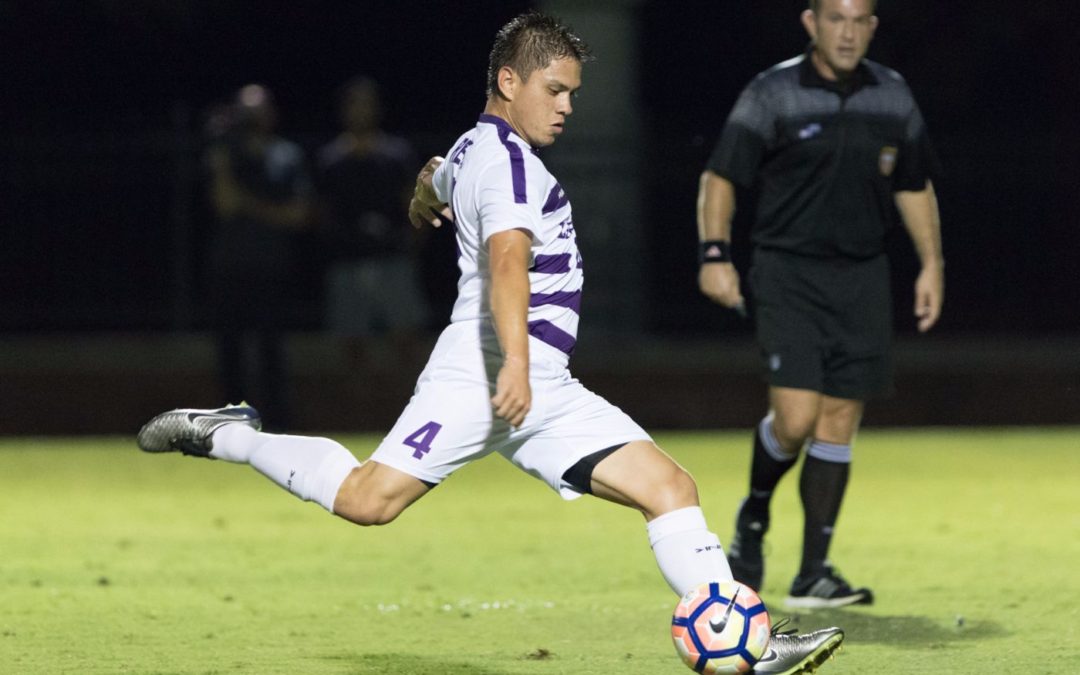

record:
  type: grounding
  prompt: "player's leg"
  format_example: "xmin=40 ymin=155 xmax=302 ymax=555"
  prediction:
xmin=728 ymin=385 xmax=819 ymax=590
xmin=137 ymin=405 xmax=368 ymax=515
xmin=587 ymin=445 xmax=848 ymax=671
xmin=577 ymin=440 xmax=734 ymax=597
xmin=786 ymin=255 xmax=891 ymax=608
xmin=735 ymin=251 xmax=827 ymax=590
xmin=799 ymin=394 xmax=862 ymax=577
xmin=786 ymin=394 xmax=873 ymax=608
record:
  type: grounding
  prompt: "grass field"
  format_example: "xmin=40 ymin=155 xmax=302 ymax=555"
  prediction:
xmin=2 ymin=428 xmax=1078 ymax=674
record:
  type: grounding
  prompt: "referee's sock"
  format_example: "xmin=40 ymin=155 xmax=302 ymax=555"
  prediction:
xmin=211 ymin=424 xmax=361 ymax=513
xmin=744 ymin=414 xmax=800 ymax=520
xmin=647 ymin=506 xmax=733 ymax=596
xmin=798 ymin=440 xmax=852 ymax=575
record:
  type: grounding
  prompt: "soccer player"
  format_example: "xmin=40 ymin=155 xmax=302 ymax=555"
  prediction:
xmin=697 ymin=0 xmax=944 ymax=608
xmin=140 ymin=12 xmax=843 ymax=672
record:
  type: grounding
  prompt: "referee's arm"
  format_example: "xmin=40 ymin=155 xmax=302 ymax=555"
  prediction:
xmin=895 ymin=180 xmax=945 ymax=333
xmin=696 ymin=171 xmax=744 ymax=310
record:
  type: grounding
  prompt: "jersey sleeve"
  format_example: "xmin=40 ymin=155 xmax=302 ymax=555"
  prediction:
xmin=475 ymin=158 xmax=544 ymax=246
xmin=706 ymin=85 xmax=774 ymax=188
xmin=892 ymin=95 xmax=942 ymax=191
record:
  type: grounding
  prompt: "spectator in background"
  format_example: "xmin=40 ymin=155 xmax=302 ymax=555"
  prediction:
xmin=316 ymin=77 xmax=429 ymax=373
xmin=204 ymin=84 xmax=312 ymax=428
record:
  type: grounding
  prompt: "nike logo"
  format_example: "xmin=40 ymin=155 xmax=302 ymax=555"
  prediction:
xmin=756 ymin=649 xmax=778 ymax=663
xmin=708 ymin=586 xmax=740 ymax=634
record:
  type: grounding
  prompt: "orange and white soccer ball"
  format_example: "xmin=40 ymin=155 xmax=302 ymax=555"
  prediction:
xmin=671 ymin=580 xmax=771 ymax=674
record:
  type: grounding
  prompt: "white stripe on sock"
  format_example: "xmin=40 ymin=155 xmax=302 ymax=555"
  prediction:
xmin=807 ymin=440 xmax=852 ymax=463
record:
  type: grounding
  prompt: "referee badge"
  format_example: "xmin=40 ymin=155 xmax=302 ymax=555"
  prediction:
xmin=878 ymin=146 xmax=898 ymax=177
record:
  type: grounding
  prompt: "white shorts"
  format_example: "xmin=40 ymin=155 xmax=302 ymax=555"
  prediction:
xmin=369 ymin=321 xmax=651 ymax=499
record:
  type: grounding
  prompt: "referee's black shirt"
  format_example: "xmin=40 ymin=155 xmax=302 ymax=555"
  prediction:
xmin=707 ymin=50 xmax=939 ymax=260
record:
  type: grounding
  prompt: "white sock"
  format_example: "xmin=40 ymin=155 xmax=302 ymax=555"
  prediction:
xmin=210 ymin=424 xmax=360 ymax=513
xmin=647 ymin=506 xmax=733 ymax=596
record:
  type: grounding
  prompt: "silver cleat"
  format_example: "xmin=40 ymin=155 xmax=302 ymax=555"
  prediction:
xmin=136 ymin=404 xmax=261 ymax=457
xmin=753 ymin=623 xmax=844 ymax=674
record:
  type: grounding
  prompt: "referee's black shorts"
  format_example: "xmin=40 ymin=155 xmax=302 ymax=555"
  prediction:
xmin=749 ymin=249 xmax=894 ymax=401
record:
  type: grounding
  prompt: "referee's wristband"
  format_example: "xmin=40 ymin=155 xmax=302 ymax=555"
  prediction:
xmin=699 ymin=240 xmax=732 ymax=264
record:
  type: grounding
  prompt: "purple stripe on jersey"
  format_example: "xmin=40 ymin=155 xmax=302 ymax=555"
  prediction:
xmin=529 ymin=290 xmax=581 ymax=314
xmin=528 ymin=319 xmax=577 ymax=356
xmin=531 ymin=253 xmax=572 ymax=274
xmin=478 ymin=114 xmax=527 ymax=204
xmin=541 ymin=184 xmax=569 ymax=215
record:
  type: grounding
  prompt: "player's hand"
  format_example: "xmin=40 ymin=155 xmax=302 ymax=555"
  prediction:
xmin=699 ymin=263 xmax=744 ymax=310
xmin=914 ymin=261 xmax=944 ymax=332
xmin=408 ymin=156 xmax=453 ymax=228
xmin=491 ymin=356 xmax=531 ymax=428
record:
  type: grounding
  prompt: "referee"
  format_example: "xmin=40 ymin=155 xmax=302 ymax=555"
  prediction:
xmin=697 ymin=0 xmax=943 ymax=608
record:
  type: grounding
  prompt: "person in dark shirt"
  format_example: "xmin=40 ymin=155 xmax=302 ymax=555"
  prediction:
xmin=316 ymin=77 xmax=428 ymax=372
xmin=205 ymin=84 xmax=312 ymax=428
xmin=696 ymin=0 xmax=944 ymax=609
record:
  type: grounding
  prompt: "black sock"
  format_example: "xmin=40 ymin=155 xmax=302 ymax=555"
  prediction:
xmin=798 ymin=452 xmax=850 ymax=576
xmin=743 ymin=417 xmax=798 ymax=521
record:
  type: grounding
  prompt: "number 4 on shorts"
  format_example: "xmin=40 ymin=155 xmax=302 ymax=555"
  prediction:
xmin=404 ymin=421 xmax=442 ymax=459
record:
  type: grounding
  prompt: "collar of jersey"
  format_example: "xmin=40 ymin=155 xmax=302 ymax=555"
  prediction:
xmin=798 ymin=45 xmax=879 ymax=96
xmin=478 ymin=114 xmax=539 ymax=154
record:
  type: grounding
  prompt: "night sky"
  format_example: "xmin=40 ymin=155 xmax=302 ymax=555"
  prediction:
xmin=3 ymin=0 xmax=1078 ymax=335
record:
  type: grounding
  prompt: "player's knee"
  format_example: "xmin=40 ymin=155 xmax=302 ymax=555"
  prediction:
xmin=334 ymin=490 xmax=404 ymax=527
xmin=652 ymin=466 xmax=700 ymax=514
xmin=339 ymin=500 xmax=402 ymax=527
xmin=772 ymin=414 xmax=814 ymax=450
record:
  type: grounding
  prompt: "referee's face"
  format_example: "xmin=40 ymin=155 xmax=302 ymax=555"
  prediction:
xmin=802 ymin=0 xmax=878 ymax=80
xmin=503 ymin=57 xmax=582 ymax=148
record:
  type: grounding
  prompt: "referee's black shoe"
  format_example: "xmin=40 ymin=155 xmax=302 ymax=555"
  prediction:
xmin=727 ymin=499 xmax=767 ymax=591
xmin=785 ymin=564 xmax=874 ymax=609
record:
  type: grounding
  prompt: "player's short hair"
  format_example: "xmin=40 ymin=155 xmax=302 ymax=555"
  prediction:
xmin=808 ymin=0 xmax=878 ymax=11
xmin=486 ymin=11 xmax=593 ymax=98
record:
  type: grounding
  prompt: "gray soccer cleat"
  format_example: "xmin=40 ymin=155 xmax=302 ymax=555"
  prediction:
xmin=752 ymin=622 xmax=844 ymax=674
xmin=137 ymin=404 xmax=261 ymax=457
xmin=785 ymin=564 xmax=874 ymax=609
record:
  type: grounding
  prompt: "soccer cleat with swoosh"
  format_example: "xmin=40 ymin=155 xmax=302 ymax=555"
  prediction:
xmin=137 ymin=404 xmax=261 ymax=457
xmin=752 ymin=620 xmax=844 ymax=674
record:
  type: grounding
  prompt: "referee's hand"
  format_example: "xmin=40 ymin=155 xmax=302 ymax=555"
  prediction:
xmin=699 ymin=262 xmax=744 ymax=311
xmin=914 ymin=263 xmax=944 ymax=332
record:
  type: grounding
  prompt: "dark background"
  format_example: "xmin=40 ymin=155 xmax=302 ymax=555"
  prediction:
xmin=2 ymin=1 xmax=1079 ymax=432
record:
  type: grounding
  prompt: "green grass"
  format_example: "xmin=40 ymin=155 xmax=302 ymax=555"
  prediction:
xmin=1 ymin=428 xmax=1078 ymax=674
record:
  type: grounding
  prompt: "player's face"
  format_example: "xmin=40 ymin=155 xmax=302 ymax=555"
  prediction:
xmin=504 ymin=57 xmax=581 ymax=147
xmin=802 ymin=0 xmax=878 ymax=79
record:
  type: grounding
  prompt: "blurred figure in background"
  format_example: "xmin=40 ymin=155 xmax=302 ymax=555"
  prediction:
xmin=204 ymin=83 xmax=312 ymax=428
xmin=315 ymin=76 xmax=429 ymax=373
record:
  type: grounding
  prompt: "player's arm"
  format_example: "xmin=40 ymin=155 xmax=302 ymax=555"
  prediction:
xmin=487 ymin=228 xmax=532 ymax=428
xmin=696 ymin=170 xmax=744 ymax=310
xmin=895 ymin=180 xmax=944 ymax=332
xmin=408 ymin=156 xmax=454 ymax=228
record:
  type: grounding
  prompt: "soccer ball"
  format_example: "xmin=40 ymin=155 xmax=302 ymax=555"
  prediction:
xmin=671 ymin=580 xmax=771 ymax=674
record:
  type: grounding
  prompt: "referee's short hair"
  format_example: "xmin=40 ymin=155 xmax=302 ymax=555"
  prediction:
xmin=486 ymin=11 xmax=593 ymax=99
xmin=808 ymin=0 xmax=878 ymax=11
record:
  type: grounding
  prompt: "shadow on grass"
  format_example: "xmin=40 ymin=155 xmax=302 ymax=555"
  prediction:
xmin=781 ymin=609 xmax=1009 ymax=649
xmin=324 ymin=652 xmax=515 ymax=674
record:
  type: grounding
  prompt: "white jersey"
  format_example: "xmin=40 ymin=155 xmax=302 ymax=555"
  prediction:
xmin=432 ymin=114 xmax=582 ymax=367
xmin=371 ymin=113 xmax=650 ymax=498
